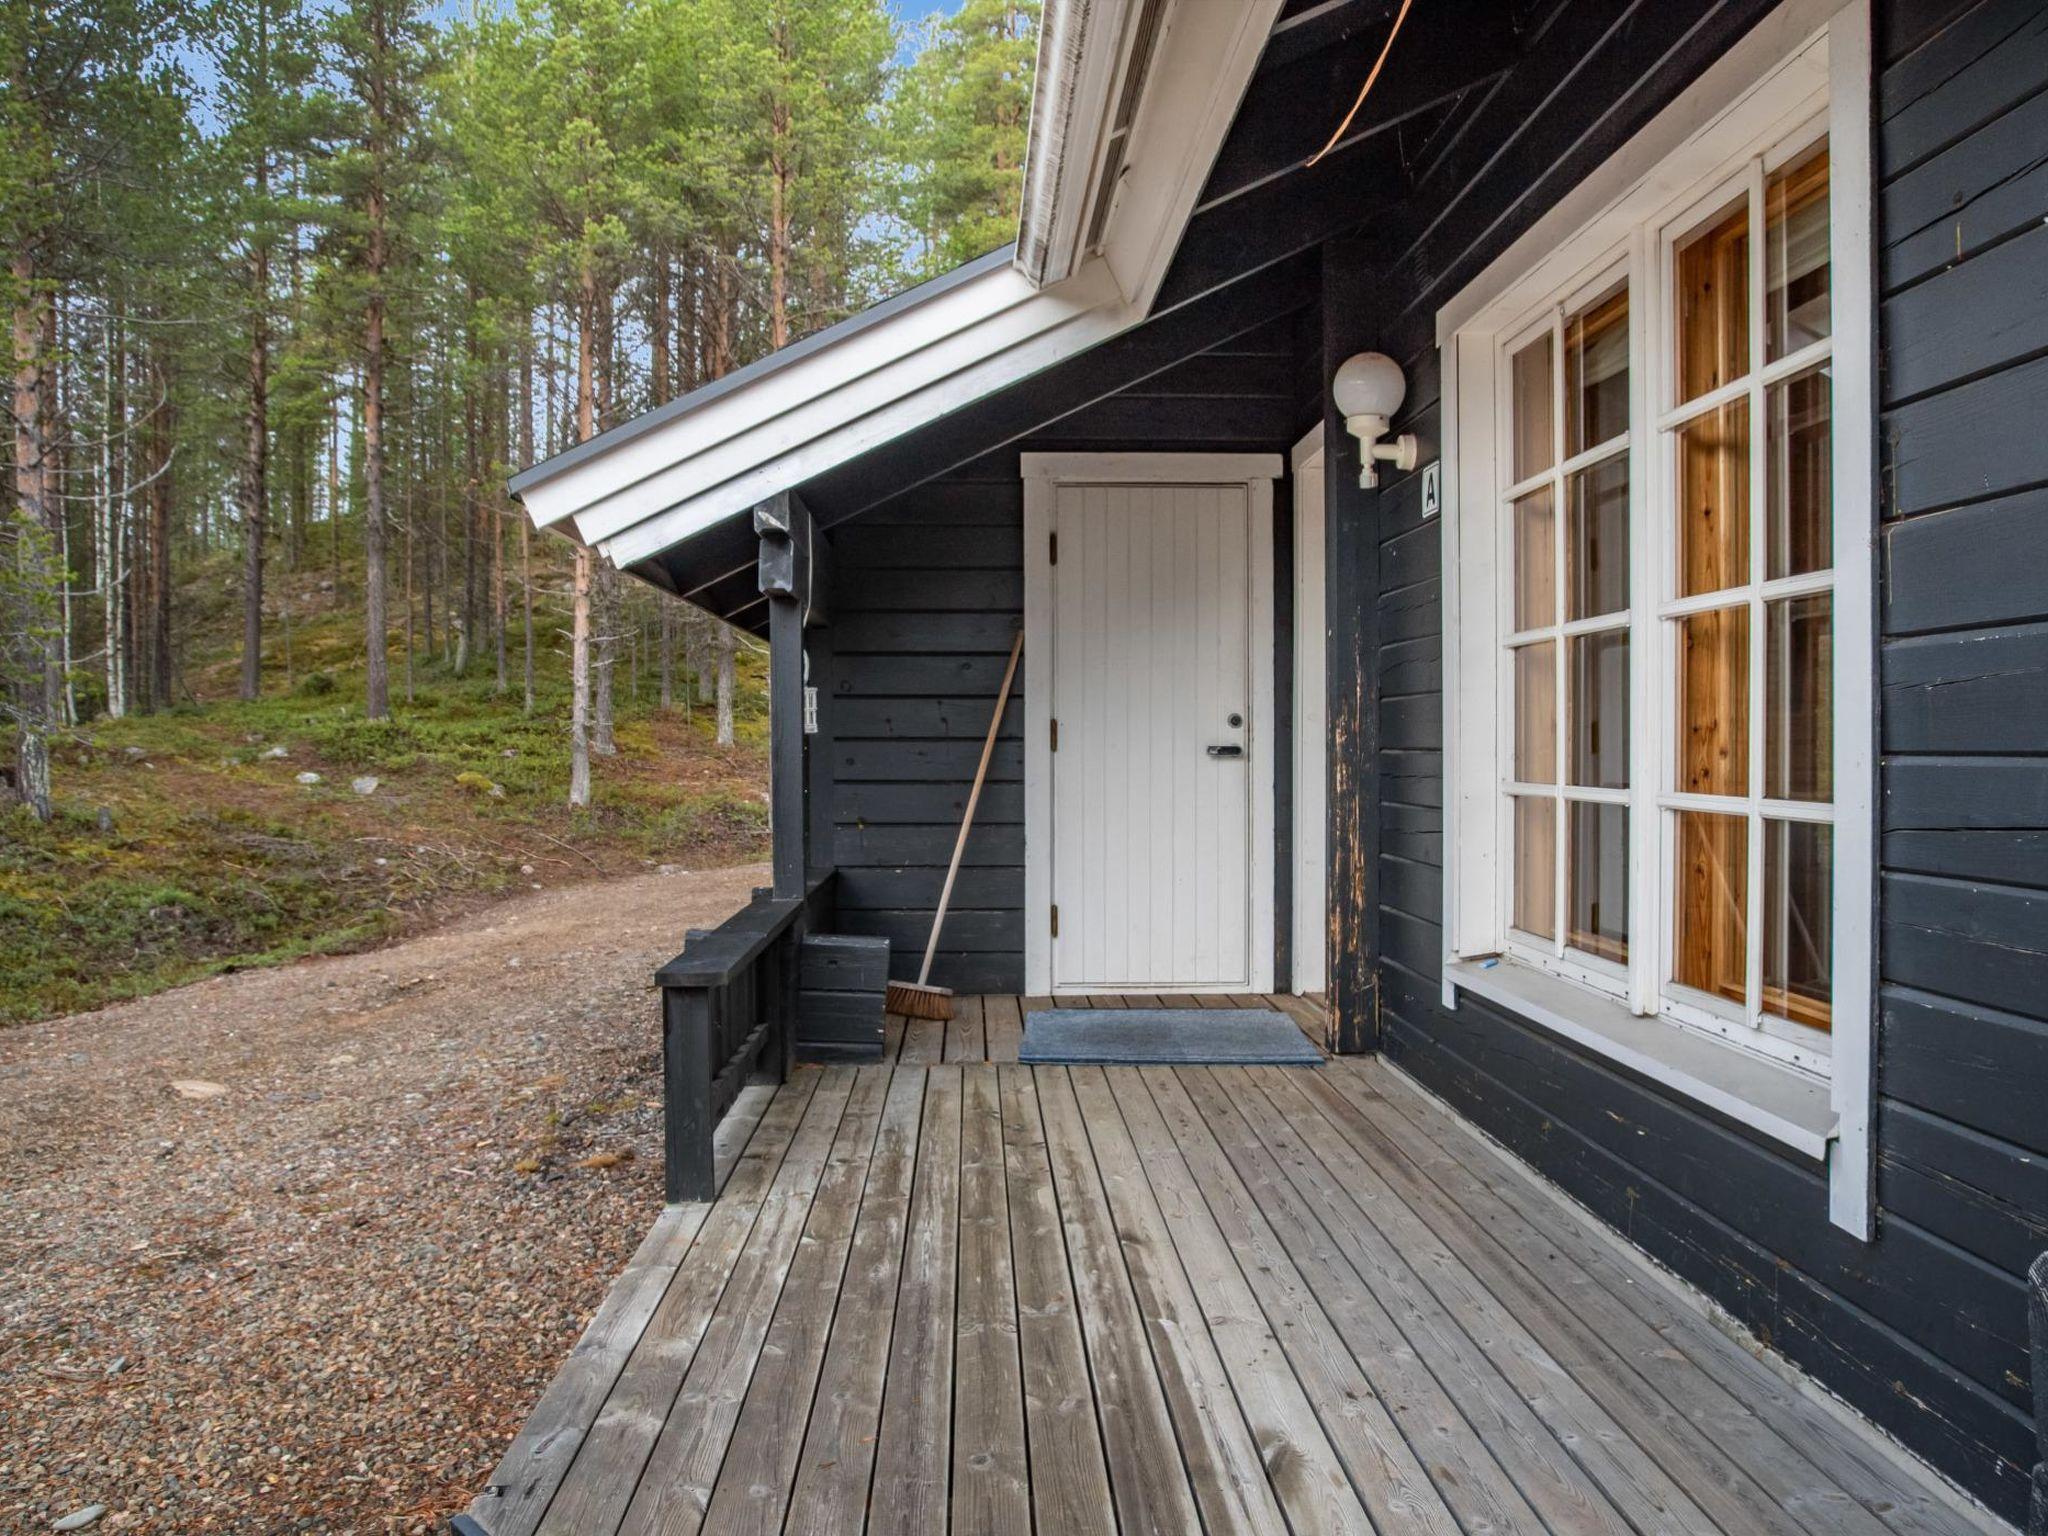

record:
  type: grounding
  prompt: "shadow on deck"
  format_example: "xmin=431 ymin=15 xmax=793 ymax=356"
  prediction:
xmin=462 ymin=997 xmax=2004 ymax=1536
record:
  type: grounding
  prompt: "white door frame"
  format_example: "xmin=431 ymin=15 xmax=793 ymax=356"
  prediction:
xmin=1290 ymin=425 xmax=1328 ymax=996
xmin=1022 ymin=451 xmax=1281 ymax=996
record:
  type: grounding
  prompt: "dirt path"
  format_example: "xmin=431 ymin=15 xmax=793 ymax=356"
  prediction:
xmin=0 ymin=862 xmax=766 ymax=1534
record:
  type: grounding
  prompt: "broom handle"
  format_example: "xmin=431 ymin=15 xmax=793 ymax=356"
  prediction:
xmin=920 ymin=629 xmax=1025 ymax=987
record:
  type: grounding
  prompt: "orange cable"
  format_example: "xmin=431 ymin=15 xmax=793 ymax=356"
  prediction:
xmin=1304 ymin=0 xmax=1416 ymax=168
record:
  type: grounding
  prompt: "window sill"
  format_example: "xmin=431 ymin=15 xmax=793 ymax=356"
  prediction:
xmin=1443 ymin=959 xmax=1837 ymax=1161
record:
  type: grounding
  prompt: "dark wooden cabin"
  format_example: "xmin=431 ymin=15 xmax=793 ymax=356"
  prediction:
xmin=474 ymin=2 xmax=2048 ymax=1531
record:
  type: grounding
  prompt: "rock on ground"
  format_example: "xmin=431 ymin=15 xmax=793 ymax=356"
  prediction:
xmin=0 ymin=862 xmax=764 ymax=1534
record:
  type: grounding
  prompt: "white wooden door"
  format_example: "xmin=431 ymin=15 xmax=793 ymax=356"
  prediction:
xmin=1050 ymin=482 xmax=1253 ymax=989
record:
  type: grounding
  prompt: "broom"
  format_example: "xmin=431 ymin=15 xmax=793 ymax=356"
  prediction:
xmin=886 ymin=628 xmax=1025 ymax=1022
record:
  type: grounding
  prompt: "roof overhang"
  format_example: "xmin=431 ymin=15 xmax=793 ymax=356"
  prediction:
xmin=512 ymin=0 xmax=1282 ymax=572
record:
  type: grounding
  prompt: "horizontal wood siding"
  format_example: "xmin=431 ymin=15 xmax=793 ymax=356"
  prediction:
xmin=1321 ymin=0 xmax=2043 ymax=1521
xmin=828 ymin=476 xmax=1028 ymax=994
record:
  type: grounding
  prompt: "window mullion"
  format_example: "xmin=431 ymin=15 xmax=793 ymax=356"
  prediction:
xmin=1631 ymin=229 xmax=1658 ymax=1018
xmin=1744 ymin=156 xmax=1768 ymax=1030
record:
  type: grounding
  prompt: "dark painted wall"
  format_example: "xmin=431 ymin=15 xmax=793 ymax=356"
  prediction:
xmin=823 ymin=317 xmax=1308 ymax=993
xmin=1329 ymin=0 xmax=2044 ymax=1518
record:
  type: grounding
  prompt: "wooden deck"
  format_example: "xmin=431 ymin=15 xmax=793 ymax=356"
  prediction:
xmin=467 ymin=997 xmax=2002 ymax=1536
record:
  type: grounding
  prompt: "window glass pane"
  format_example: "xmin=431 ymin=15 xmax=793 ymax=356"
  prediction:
xmin=1569 ymin=631 xmax=1629 ymax=788
xmin=1568 ymin=803 xmax=1629 ymax=964
xmin=1679 ymin=607 xmax=1749 ymax=797
xmin=1566 ymin=286 xmax=1629 ymax=455
xmin=1512 ymin=333 xmax=1555 ymax=481
xmin=1767 ymin=364 xmax=1832 ymax=578
xmin=1674 ymin=810 xmax=1748 ymax=1007
xmin=1765 ymin=819 xmax=1832 ymax=1032
xmin=1513 ymin=486 xmax=1556 ymax=629
xmin=1676 ymin=397 xmax=1750 ymax=597
xmin=1514 ymin=642 xmax=1557 ymax=783
xmin=1513 ymin=796 xmax=1557 ymax=940
xmin=1766 ymin=593 xmax=1832 ymax=801
xmin=1676 ymin=196 xmax=1750 ymax=403
xmin=1567 ymin=456 xmax=1629 ymax=619
xmin=1766 ymin=142 xmax=1830 ymax=361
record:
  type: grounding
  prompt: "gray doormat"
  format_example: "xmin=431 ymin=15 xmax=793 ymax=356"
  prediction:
xmin=1019 ymin=1008 xmax=1324 ymax=1066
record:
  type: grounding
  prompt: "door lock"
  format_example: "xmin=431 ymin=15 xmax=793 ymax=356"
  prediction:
xmin=1207 ymin=743 xmax=1245 ymax=758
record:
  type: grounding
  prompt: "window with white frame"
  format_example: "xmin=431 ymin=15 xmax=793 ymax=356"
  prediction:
xmin=1441 ymin=0 xmax=1873 ymax=1186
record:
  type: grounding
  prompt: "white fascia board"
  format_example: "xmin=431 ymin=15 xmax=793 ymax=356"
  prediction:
xmin=572 ymin=262 xmax=1123 ymax=550
xmin=1097 ymin=0 xmax=1284 ymax=311
xmin=1017 ymin=0 xmax=1136 ymax=287
xmin=521 ymin=258 xmax=1071 ymax=534
xmin=589 ymin=264 xmax=1138 ymax=567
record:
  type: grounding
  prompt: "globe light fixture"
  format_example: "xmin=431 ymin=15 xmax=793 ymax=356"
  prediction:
xmin=1332 ymin=351 xmax=1420 ymax=488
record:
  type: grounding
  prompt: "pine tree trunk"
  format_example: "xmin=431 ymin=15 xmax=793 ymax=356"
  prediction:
xmin=716 ymin=620 xmax=735 ymax=748
xmin=148 ymin=367 xmax=174 ymax=712
xmin=567 ymin=265 xmax=597 ymax=808
xmin=520 ymin=324 xmax=535 ymax=714
xmin=11 ymin=258 xmax=55 ymax=820
xmin=362 ymin=181 xmax=390 ymax=719
xmin=659 ymin=602 xmax=673 ymax=710
xmin=593 ymin=558 xmax=617 ymax=755
xmin=769 ymin=18 xmax=793 ymax=349
xmin=240 ymin=213 xmax=269 ymax=700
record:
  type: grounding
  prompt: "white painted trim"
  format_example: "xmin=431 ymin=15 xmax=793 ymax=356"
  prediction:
xmin=1446 ymin=959 xmax=1836 ymax=1160
xmin=1022 ymin=451 xmax=1282 ymax=995
xmin=1436 ymin=0 xmax=1877 ymax=1236
xmin=1825 ymin=0 xmax=1876 ymax=1241
xmin=1291 ymin=425 xmax=1328 ymax=996
xmin=1096 ymin=0 xmax=1287 ymax=313
xmin=1016 ymin=0 xmax=1143 ymax=287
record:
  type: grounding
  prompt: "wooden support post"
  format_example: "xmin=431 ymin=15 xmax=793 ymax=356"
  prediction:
xmin=1322 ymin=233 xmax=1383 ymax=1054
xmin=758 ymin=491 xmax=815 ymax=900
xmin=664 ymin=984 xmax=717 ymax=1201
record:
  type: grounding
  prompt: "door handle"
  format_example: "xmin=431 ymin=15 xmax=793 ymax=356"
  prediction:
xmin=1206 ymin=743 xmax=1244 ymax=758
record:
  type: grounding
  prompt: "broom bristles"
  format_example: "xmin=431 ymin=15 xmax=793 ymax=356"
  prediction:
xmin=886 ymin=979 xmax=955 ymax=1021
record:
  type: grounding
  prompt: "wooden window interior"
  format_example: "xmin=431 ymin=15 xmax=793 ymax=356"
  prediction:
xmin=1666 ymin=136 xmax=1833 ymax=1036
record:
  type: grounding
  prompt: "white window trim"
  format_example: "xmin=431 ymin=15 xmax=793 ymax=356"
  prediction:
xmin=1438 ymin=0 xmax=1874 ymax=1237
xmin=1292 ymin=425 xmax=1329 ymax=997
xmin=1022 ymin=451 xmax=1281 ymax=997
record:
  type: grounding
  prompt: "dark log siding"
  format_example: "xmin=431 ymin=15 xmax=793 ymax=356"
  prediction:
xmin=1332 ymin=0 xmax=2043 ymax=1520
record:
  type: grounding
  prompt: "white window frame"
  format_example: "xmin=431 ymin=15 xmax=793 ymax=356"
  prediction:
xmin=1437 ymin=0 xmax=1874 ymax=1237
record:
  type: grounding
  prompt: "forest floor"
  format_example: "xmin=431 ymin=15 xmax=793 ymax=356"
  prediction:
xmin=1 ymin=560 xmax=771 ymax=1026
xmin=0 ymin=859 xmax=766 ymax=1534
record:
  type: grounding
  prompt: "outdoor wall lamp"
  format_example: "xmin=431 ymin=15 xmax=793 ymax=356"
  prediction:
xmin=1332 ymin=351 xmax=1420 ymax=488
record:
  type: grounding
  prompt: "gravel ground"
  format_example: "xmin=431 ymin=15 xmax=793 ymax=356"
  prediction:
xmin=0 ymin=862 xmax=765 ymax=1534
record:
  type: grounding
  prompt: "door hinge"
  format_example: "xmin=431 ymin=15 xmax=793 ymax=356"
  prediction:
xmin=1050 ymin=903 xmax=1060 ymax=938
xmin=1049 ymin=530 xmax=1058 ymax=565
xmin=1050 ymin=717 xmax=1059 ymax=752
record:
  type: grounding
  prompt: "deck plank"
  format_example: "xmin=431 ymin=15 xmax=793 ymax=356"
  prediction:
xmin=1155 ymin=1066 xmax=1558 ymax=1536
xmin=534 ymin=1071 xmax=832 ymax=1536
xmin=468 ymin=1085 xmax=776 ymax=1536
xmin=655 ymin=1067 xmax=893 ymax=1536
xmin=1122 ymin=1067 xmax=1467 ymax=1535
xmin=1297 ymin=1067 xmax=1840 ymax=1536
xmin=1098 ymin=1067 xmax=1407 ymax=1536
xmin=944 ymin=994 xmax=988 ymax=1063
xmin=1342 ymin=1061 xmax=1993 ymax=1536
xmin=983 ymin=995 xmax=1024 ymax=1063
xmin=867 ymin=1067 xmax=964 ymax=1531
xmin=898 ymin=1010 xmax=945 ymax=1063
xmin=1190 ymin=1066 xmax=1642 ymax=1536
xmin=1234 ymin=1067 xmax=1721 ymax=1535
xmin=780 ymin=1068 xmax=927 ymax=1536
xmin=952 ymin=1065 xmax=1030 ymax=1535
xmin=1067 ymin=1066 xmax=1296 ymax=1536
xmin=1036 ymin=1065 xmax=1206 ymax=1535
xmin=996 ymin=1065 xmax=1116 ymax=1535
